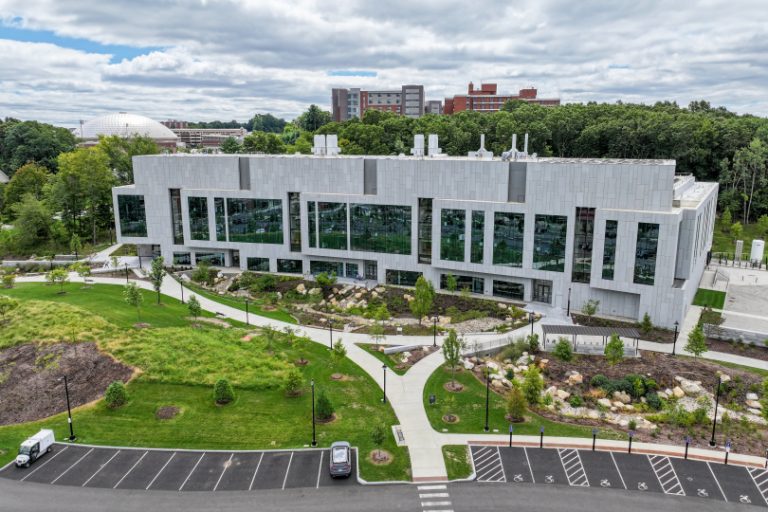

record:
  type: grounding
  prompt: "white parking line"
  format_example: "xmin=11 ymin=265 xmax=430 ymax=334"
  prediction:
xmin=418 ymin=484 xmax=447 ymax=490
xmin=20 ymin=445 xmax=69 ymax=482
xmin=281 ymin=452 xmax=294 ymax=490
xmin=315 ymin=451 xmax=324 ymax=489
xmin=146 ymin=452 xmax=176 ymax=490
xmin=113 ymin=451 xmax=147 ymax=489
xmin=420 ymin=493 xmax=450 ymax=498
xmin=213 ymin=453 xmax=234 ymax=492
xmin=706 ymin=463 xmax=727 ymax=502
xmin=523 ymin=447 xmax=536 ymax=484
xmin=747 ymin=468 xmax=768 ymax=506
xmin=421 ymin=501 xmax=452 ymax=507
xmin=648 ymin=455 xmax=684 ymax=496
xmin=557 ymin=449 xmax=588 ymax=487
xmin=248 ymin=453 xmax=264 ymax=491
xmin=82 ymin=450 xmax=121 ymax=487
xmin=179 ymin=452 xmax=206 ymax=491
xmin=496 ymin=447 xmax=507 ymax=482
xmin=51 ymin=448 xmax=94 ymax=484
xmin=609 ymin=452 xmax=627 ymax=490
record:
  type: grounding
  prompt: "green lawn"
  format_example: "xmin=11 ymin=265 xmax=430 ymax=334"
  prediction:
xmin=1 ymin=282 xmax=214 ymax=329
xmin=442 ymin=445 xmax=472 ymax=480
xmin=356 ymin=343 xmax=409 ymax=375
xmin=181 ymin=279 xmax=296 ymax=324
xmin=423 ymin=364 xmax=621 ymax=439
xmin=693 ymin=288 xmax=726 ymax=309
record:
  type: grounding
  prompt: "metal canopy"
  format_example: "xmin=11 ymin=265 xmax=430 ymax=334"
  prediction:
xmin=541 ymin=324 xmax=640 ymax=338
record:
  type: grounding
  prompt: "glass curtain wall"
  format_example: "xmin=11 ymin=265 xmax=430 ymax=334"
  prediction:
xmin=188 ymin=197 xmax=209 ymax=241
xmin=308 ymin=201 xmax=317 ymax=248
xmin=117 ymin=195 xmax=147 ymax=237
xmin=418 ymin=198 xmax=433 ymax=264
xmin=247 ymin=257 xmax=270 ymax=271
xmin=350 ymin=204 xmax=411 ymax=254
xmin=385 ymin=269 xmax=422 ymax=286
xmin=214 ymin=198 xmax=227 ymax=242
xmin=493 ymin=212 xmax=524 ymax=267
xmin=318 ymin=202 xmax=348 ymax=250
xmin=602 ymin=220 xmax=618 ymax=280
xmin=169 ymin=189 xmax=184 ymax=244
xmin=310 ymin=260 xmax=344 ymax=276
xmin=470 ymin=210 xmax=484 ymax=264
xmin=634 ymin=222 xmax=659 ymax=285
xmin=440 ymin=274 xmax=484 ymax=294
xmin=440 ymin=209 xmax=465 ymax=261
xmin=571 ymin=207 xmax=595 ymax=283
xmin=226 ymin=198 xmax=283 ymax=244
xmin=288 ymin=192 xmax=301 ymax=252
xmin=492 ymin=280 xmax=524 ymax=300
xmin=195 ymin=252 xmax=225 ymax=266
xmin=172 ymin=252 xmax=191 ymax=265
xmin=277 ymin=259 xmax=303 ymax=273
xmin=533 ymin=215 xmax=568 ymax=271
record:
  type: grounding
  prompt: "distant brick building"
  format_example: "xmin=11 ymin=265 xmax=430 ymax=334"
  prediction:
xmin=443 ymin=82 xmax=560 ymax=114
xmin=332 ymin=85 xmax=426 ymax=121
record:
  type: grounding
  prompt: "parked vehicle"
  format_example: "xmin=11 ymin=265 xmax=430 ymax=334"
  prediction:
xmin=15 ymin=430 xmax=55 ymax=468
xmin=329 ymin=441 xmax=352 ymax=478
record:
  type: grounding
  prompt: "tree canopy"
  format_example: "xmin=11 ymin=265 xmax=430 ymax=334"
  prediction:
xmin=0 ymin=119 xmax=76 ymax=175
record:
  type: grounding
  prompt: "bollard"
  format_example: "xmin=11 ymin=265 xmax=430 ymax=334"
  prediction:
xmin=509 ymin=425 xmax=514 ymax=448
xmin=628 ymin=431 xmax=634 ymax=454
xmin=684 ymin=436 xmax=690 ymax=460
xmin=592 ymin=429 xmax=597 ymax=451
xmin=540 ymin=427 xmax=544 ymax=449
xmin=725 ymin=440 xmax=731 ymax=465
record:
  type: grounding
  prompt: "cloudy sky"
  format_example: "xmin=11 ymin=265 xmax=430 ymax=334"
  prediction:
xmin=1 ymin=0 xmax=766 ymax=127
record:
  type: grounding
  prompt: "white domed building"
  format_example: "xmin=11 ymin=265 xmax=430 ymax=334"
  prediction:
xmin=78 ymin=112 xmax=179 ymax=148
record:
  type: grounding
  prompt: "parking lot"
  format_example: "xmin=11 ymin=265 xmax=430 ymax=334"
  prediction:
xmin=0 ymin=444 xmax=358 ymax=492
xmin=470 ymin=444 xmax=768 ymax=507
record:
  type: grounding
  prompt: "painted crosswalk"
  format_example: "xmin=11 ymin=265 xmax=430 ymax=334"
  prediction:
xmin=558 ymin=449 xmax=589 ymax=487
xmin=747 ymin=468 xmax=768 ymax=506
xmin=648 ymin=455 xmax=685 ymax=496
xmin=417 ymin=484 xmax=453 ymax=512
xmin=472 ymin=446 xmax=506 ymax=483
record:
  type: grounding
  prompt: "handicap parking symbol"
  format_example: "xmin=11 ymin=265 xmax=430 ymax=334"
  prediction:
xmin=740 ymin=495 xmax=752 ymax=504
xmin=697 ymin=489 xmax=709 ymax=498
xmin=513 ymin=474 xmax=524 ymax=483
xmin=637 ymin=482 xmax=648 ymax=491
xmin=600 ymin=479 xmax=611 ymax=488
xmin=545 ymin=475 xmax=554 ymax=484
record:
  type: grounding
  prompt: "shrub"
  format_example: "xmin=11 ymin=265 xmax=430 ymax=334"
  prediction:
xmin=192 ymin=261 xmax=213 ymax=285
xmin=639 ymin=312 xmax=653 ymax=334
xmin=315 ymin=272 xmax=337 ymax=287
xmin=214 ymin=378 xmax=235 ymax=404
xmin=604 ymin=333 xmax=624 ymax=365
xmin=252 ymin=274 xmax=277 ymax=292
xmin=646 ymin=392 xmax=662 ymax=410
xmin=1 ymin=272 xmax=15 ymax=289
xmin=628 ymin=419 xmax=637 ymax=431
xmin=104 ymin=381 xmax=128 ymax=408
xmin=500 ymin=338 xmax=530 ymax=362
xmin=527 ymin=333 xmax=540 ymax=354
xmin=316 ymin=390 xmax=334 ymax=420
xmin=568 ymin=395 xmax=584 ymax=407
xmin=541 ymin=393 xmax=553 ymax=406
xmin=506 ymin=386 xmax=527 ymax=422
xmin=0 ymin=295 xmax=19 ymax=324
xmin=238 ymin=271 xmax=259 ymax=289
xmin=692 ymin=406 xmax=709 ymax=425
xmin=522 ymin=366 xmax=543 ymax=406
xmin=581 ymin=299 xmax=600 ymax=318
xmin=553 ymin=337 xmax=573 ymax=362
xmin=590 ymin=374 xmax=609 ymax=388
xmin=284 ymin=368 xmax=303 ymax=397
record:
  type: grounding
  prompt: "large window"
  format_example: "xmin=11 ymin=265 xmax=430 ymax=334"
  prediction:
xmin=533 ymin=215 xmax=568 ymax=272
xmin=170 ymin=189 xmax=183 ymax=244
xmin=172 ymin=252 xmax=191 ymax=266
xmin=602 ymin=220 xmax=618 ymax=280
xmin=385 ymin=269 xmax=422 ymax=287
xmin=117 ymin=195 xmax=147 ymax=237
xmin=471 ymin=210 xmax=484 ymax=264
xmin=310 ymin=260 xmax=344 ymax=276
xmin=492 ymin=280 xmax=524 ymax=301
xmin=289 ymin=192 xmax=301 ymax=252
xmin=278 ymin=259 xmax=303 ymax=274
xmin=188 ymin=197 xmax=209 ymax=241
xmin=572 ymin=207 xmax=595 ymax=283
xmin=247 ymin=257 xmax=270 ymax=272
xmin=418 ymin=198 xmax=433 ymax=264
xmin=214 ymin=198 xmax=226 ymax=242
xmin=318 ymin=202 xmax=348 ymax=250
xmin=493 ymin=212 xmax=524 ymax=267
xmin=226 ymin=198 xmax=283 ymax=244
xmin=308 ymin=201 xmax=317 ymax=248
xmin=350 ymin=204 xmax=412 ymax=254
xmin=440 ymin=274 xmax=484 ymax=294
xmin=634 ymin=222 xmax=659 ymax=285
xmin=440 ymin=209 xmax=465 ymax=261
xmin=195 ymin=252 xmax=225 ymax=266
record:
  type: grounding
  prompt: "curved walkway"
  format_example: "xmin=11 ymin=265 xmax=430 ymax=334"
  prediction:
xmin=11 ymin=273 xmax=768 ymax=480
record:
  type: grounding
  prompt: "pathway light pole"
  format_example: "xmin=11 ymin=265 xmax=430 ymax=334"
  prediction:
xmin=124 ymin=263 xmax=129 ymax=283
xmin=509 ymin=425 xmax=514 ymax=447
xmin=566 ymin=287 xmax=571 ymax=317
xmin=528 ymin=312 xmax=535 ymax=337
xmin=180 ymin=278 xmax=184 ymax=304
xmin=484 ymin=355 xmax=491 ymax=432
xmin=62 ymin=376 xmax=76 ymax=441
xmin=382 ymin=365 xmax=387 ymax=404
xmin=244 ymin=299 xmax=250 ymax=326
xmin=592 ymin=428 xmax=598 ymax=451
xmin=628 ymin=431 xmax=634 ymax=454
xmin=432 ymin=315 xmax=438 ymax=348
xmin=684 ymin=436 xmax=691 ymax=459
xmin=709 ymin=373 xmax=723 ymax=447
xmin=328 ymin=319 xmax=333 ymax=350
xmin=672 ymin=320 xmax=679 ymax=356
xmin=310 ymin=379 xmax=317 ymax=447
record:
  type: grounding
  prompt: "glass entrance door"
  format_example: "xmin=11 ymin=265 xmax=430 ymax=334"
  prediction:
xmin=533 ymin=280 xmax=552 ymax=304
xmin=364 ymin=260 xmax=378 ymax=280
xmin=231 ymin=250 xmax=240 ymax=268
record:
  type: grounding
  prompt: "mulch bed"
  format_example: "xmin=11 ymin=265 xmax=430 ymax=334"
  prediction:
xmin=706 ymin=337 xmax=768 ymax=362
xmin=571 ymin=313 xmax=674 ymax=343
xmin=443 ymin=381 xmax=464 ymax=392
xmin=0 ymin=342 xmax=133 ymax=426
xmin=368 ymin=449 xmax=393 ymax=465
xmin=155 ymin=406 xmax=180 ymax=420
xmin=442 ymin=414 xmax=460 ymax=423
xmin=315 ymin=413 xmax=337 ymax=424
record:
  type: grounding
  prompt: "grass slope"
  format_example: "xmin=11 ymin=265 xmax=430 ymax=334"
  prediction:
xmin=442 ymin=445 xmax=472 ymax=480
xmin=356 ymin=343 xmax=408 ymax=375
xmin=693 ymin=288 xmax=726 ymax=309
xmin=182 ymin=279 xmax=296 ymax=324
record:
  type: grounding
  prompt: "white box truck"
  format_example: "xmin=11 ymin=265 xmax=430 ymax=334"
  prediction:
xmin=15 ymin=429 xmax=55 ymax=468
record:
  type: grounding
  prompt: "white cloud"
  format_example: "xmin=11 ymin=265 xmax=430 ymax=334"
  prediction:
xmin=0 ymin=0 xmax=766 ymax=126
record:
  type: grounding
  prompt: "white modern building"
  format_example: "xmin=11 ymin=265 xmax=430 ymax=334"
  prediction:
xmin=112 ymin=138 xmax=717 ymax=328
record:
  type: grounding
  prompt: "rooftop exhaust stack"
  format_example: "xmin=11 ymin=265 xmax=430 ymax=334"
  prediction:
xmin=326 ymin=134 xmax=340 ymax=156
xmin=312 ymin=134 xmax=326 ymax=156
xmin=410 ymin=134 xmax=425 ymax=157
xmin=501 ymin=133 xmax=532 ymax=161
xmin=468 ymin=133 xmax=493 ymax=159
xmin=428 ymin=134 xmax=442 ymax=157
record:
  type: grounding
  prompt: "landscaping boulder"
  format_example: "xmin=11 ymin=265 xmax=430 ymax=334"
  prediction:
xmin=296 ymin=283 xmax=306 ymax=294
xmin=566 ymin=371 xmax=583 ymax=386
xmin=375 ymin=287 xmax=385 ymax=294
xmin=545 ymin=385 xmax=558 ymax=396
xmin=746 ymin=400 xmax=762 ymax=410
xmin=354 ymin=292 xmax=363 ymax=300
xmin=462 ymin=359 xmax=475 ymax=370
xmin=486 ymin=361 xmax=500 ymax=372
xmin=672 ymin=386 xmax=685 ymax=398
xmin=612 ymin=391 xmax=631 ymax=404
xmin=748 ymin=408 xmax=762 ymax=416
xmin=679 ymin=379 xmax=703 ymax=395
xmin=516 ymin=353 xmax=531 ymax=365
xmin=491 ymin=380 xmax=505 ymax=390
xmin=556 ymin=389 xmax=571 ymax=400
xmin=498 ymin=303 xmax=507 ymax=309
xmin=587 ymin=410 xmax=600 ymax=419
xmin=308 ymin=287 xmax=321 ymax=296
xmin=747 ymin=392 xmax=759 ymax=401
xmin=597 ymin=398 xmax=612 ymax=408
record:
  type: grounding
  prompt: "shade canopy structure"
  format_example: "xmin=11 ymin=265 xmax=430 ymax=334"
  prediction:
xmin=541 ymin=324 xmax=640 ymax=357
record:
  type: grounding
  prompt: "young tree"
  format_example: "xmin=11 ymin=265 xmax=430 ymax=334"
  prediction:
xmin=506 ymin=385 xmax=527 ymax=422
xmin=730 ymin=221 xmax=743 ymax=239
xmin=69 ymin=233 xmax=82 ymax=260
xmin=604 ymin=333 xmax=625 ymax=365
xmin=553 ymin=337 xmax=573 ymax=362
xmin=70 ymin=262 xmax=91 ymax=285
xmin=720 ymin=209 xmax=732 ymax=232
xmin=11 ymin=194 xmax=52 ymax=250
xmin=48 ymin=267 xmax=69 ymax=294
xmin=1 ymin=271 xmax=16 ymax=289
xmin=0 ymin=295 xmax=19 ymax=324
xmin=445 ymin=273 xmax=458 ymax=292
xmin=370 ymin=423 xmax=387 ymax=460
xmin=442 ymin=329 xmax=464 ymax=389
xmin=262 ymin=325 xmax=278 ymax=352
xmin=759 ymin=214 xmax=768 ymax=237
xmin=369 ymin=306 xmax=387 ymax=346
xmin=410 ymin=275 xmax=435 ymax=325
xmin=187 ymin=295 xmax=201 ymax=323
xmin=331 ymin=339 xmax=347 ymax=368
xmin=219 ymin=136 xmax=242 ymax=154
xmin=2 ymin=162 xmax=50 ymax=217
xmin=214 ymin=378 xmax=235 ymax=404
xmin=104 ymin=381 xmax=128 ymax=408
xmin=148 ymin=256 xmax=167 ymax=304
xmin=526 ymin=333 xmax=540 ymax=354
xmin=284 ymin=368 xmax=303 ymax=397
xmin=123 ymin=282 xmax=144 ymax=322
xmin=581 ymin=299 xmax=600 ymax=318
xmin=522 ymin=366 xmax=543 ymax=406
xmin=685 ymin=324 xmax=708 ymax=359
xmin=316 ymin=390 xmax=334 ymax=420
xmin=293 ymin=334 xmax=310 ymax=365
xmin=639 ymin=312 xmax=653 ymax=335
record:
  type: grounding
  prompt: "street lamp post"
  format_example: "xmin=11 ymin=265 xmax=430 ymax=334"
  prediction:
xmin=382 ymin=365 xmax=388 ymax=404
xmin=672 ymin=321 xmax=679 ymax=356
xmin=529 ymin=312 xmax=534 ymax=337
xmin=709 ymin=374 xmax=723 ymax=447
xmin=328 ymin=319 xmax=333 ymax=350
xmin=484 ymin=356 xmax=491 ymax=432
xmin=180 ymin=279 xmax=184 ymax=304
xmin=124 ymin=263 xmax=129 ymax=284
xmin=245 ymin=299 xmax=250 ymax=326
xmin=432 ymin=315 xmax=438 ymax=348
xmin=592 ymin=428 xmax=598 ymax=451
xmin=566 ymin=287 xmax=572 ymax=317
xmin=62 ymin=376 xmax=76 ymax=441
xmin=138 ymin=253 xmax=142 ymax=270
xmin=310 ymin=379 xmax=317 ymax=447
